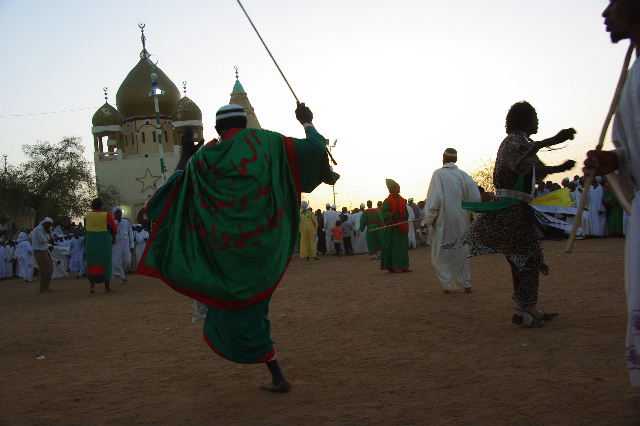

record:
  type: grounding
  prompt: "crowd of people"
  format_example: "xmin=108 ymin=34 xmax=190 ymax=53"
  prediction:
xmin=534 ymin=174 xmax=629 ymax=238
xmin=0 ymin=209 xmax=150 ymax=293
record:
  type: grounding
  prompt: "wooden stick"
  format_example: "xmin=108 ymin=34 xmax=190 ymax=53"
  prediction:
xmin=565 ymin=42 xmax=635 ymax=253
xmin=368 ymin=218 xmax=424 ymax=232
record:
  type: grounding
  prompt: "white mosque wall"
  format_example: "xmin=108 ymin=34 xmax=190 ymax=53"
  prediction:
xmin=94 ymin=149 xmax=180 ymax=219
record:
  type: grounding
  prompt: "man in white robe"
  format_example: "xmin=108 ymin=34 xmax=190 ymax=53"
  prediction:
xmin=407 ymin=200 xmax=416 ymax=249
xmin=351 ymin=204 xmax=368 ymax=254
xmin=68 ymin=234 xmax=85 ymax=277
xmin=587 ymin=178 xmax=607 ymax=236
xmin=422 ymin=148 xmax=480 ymax=293
xmin=4 ymin=241 xmax=15 ymax=278
xmin=323 ymin=204 xmax=340 ymax=255
xmin=584 ymin=0 xmax=640 ymax=386
xmin=133 ymin=224 xmax=150 ymax=270
xmin=14 ymin=232 xmax=34 ymax=282
xmin=112 ymin=206 xmax=134 ymax=284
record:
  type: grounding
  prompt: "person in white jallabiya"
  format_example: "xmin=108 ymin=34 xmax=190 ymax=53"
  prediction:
xmin=586 ymin=176 xmax=607 ymax=237
xmin=15 ymin=232 xmax=33 ymax=282
xmin=422 ymin=148 xmax=480 ymax=293
xmin=584 ymin=0 xmax=640 ymax=387
xmin=323 ymin=204 xmax=340 ymax=254
xmin=133 ymin=224 xmax=149 ymax=270
xmin=68 ymin=232 xmax=85 ymax=278
xmin=111 ymin=206 xmax=134 ymax=284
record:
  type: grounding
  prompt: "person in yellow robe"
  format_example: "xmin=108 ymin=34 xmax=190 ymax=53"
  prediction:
xmin=299 ymin=201 xmax=319 ymax=260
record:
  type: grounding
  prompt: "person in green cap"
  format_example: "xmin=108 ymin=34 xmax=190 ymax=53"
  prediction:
xmin=138 ymin=103 xmax=337 ymax=392
xmin=359 ymin=200 xmax=383 ymax=259
xmin=380 ymin=179 xmax=411 ymax=272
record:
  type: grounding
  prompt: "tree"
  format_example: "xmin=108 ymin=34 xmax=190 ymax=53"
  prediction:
xmin=18 ymin=137 xmax=96 ymax=224
xmin=470 ymin=158 xmax=496 ymax=194
xmin=96 ymin=183 xmax=121 ymax=214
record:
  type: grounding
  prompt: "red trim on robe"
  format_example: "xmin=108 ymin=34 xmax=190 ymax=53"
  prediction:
xmin=283 ymin=136 xmax=302 ymax=201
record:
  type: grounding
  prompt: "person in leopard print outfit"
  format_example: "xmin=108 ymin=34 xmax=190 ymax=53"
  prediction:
xmin=444 ymin=101 xmax=576 ymax=327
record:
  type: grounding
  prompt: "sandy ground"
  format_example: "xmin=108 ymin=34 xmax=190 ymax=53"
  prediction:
xmin=1 ymin=238 xmax=639 ymax=426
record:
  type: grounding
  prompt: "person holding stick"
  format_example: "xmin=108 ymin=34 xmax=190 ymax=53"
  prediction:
xmin=443 ymin=101 xmax=575 ymax=327
xmin=380 ymin=179 xmax=411 ymax=272
xmin=138 ymin=103 xmax=337 ymax=392
xmin=583 ymin=0 xmax=640 ymax=386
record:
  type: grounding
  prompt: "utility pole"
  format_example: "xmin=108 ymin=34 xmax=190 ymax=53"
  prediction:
xmin=3 ymin=155 xmax=6 ymax=173
xmin=327 ymin=138 xmax=338 ymax=205
xmin=140 ymin=22 xmax=167 ymax=183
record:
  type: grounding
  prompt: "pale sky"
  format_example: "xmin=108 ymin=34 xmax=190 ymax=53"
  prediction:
xmin=0 ymin=0 xmax=629 ymax=210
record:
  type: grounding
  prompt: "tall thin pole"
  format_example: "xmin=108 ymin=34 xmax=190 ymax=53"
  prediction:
xmin=150 ymin=67 xmax=167 ymax=183
xmin=3 ymin=155 xmax=6 ymax=173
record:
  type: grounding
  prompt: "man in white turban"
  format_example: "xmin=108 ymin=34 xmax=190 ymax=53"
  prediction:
xmin=422 ymin=148 xmax=480 ymax=293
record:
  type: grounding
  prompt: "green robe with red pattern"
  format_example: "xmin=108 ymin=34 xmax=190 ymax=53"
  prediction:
xmin=139 ymin=126 xmax=336 ymax=363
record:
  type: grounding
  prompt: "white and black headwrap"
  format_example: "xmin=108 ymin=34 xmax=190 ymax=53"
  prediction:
xmin=216 ymin=104 xmax=247 ymax=123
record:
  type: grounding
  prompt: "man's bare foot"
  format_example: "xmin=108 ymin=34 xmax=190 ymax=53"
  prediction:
xmin=260 ymin=380 xmax=291 ymax=393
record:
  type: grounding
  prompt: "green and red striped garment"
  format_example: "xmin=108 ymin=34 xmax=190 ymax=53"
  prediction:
xmin=84 ymin=210 xmax=117 ymax=284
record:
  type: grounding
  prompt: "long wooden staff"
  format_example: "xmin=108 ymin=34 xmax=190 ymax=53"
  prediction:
xmin=565 ymin=42 xmax=635 ymax=253
xmin=236 ymin=0 xmax=338 ymax=166
xmin=368 ymin=218 xmax=424 ymax=232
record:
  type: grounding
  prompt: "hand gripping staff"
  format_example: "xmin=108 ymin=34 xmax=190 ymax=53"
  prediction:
xmin=565 ymin=42 xmax=634 ymax=253
xmin=236 ymin=0 xmax=337 ymax=166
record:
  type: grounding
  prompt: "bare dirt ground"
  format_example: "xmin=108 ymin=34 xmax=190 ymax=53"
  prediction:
xmin=1 ymin=238 xmax=639 ymax=426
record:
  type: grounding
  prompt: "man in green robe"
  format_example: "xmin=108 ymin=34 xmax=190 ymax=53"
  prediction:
xmin=380 ymin=179 xmax=411 ymax=272
xmin=359 ymin=200 xmax=383 ymax=259
xmin=138 ymin=103 xmax=337 ymax=392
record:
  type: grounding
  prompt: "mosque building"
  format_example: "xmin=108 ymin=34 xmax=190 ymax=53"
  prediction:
xmin=91 ymin=26 xmax=259 ymax=224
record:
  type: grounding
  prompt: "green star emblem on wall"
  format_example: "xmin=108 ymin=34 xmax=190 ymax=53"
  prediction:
xmin=135 ymin=168 xmax=161 ymax=194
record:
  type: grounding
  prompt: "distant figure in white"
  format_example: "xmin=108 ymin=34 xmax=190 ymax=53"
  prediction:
xmin=112 ymin=206 xmax=134 ymax=284
xmin=68 ymin=233 xmax=85 ymax=278
xmin=133 ymin=224 xmax=150 ymax=270
xmin=15 ymin=232 xmax=34 ymax=282
xmin=323 ymin=204 xmax=340 ymax=255
xmin=587 ymin=177 xmax=607 ymax=237
xmin=422 ymin=148 xmax=480 ymax=293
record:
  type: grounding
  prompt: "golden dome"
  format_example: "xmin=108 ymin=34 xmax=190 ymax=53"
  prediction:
xmin=92 ymin=102 xmax=123 ymax=126
xmin=115 ymin=58 xmax=180 ymax=119
xmin=172 ymin=96 xmax=202 ymax=122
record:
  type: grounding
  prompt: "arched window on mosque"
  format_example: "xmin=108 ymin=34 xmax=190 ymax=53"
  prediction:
xmin=152 ymin=131 xmax=156 ymax=143
xmin=142 ymin=132 xmax=146 ymax=144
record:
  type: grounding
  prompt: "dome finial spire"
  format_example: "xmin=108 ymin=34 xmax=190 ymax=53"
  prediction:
xmin=103 ymin=87 xmax=108 ymax=102
xmin=235 ymin=65 xmax=239 ymax=81
xmin=182 ymin=81 xmax=187 ymax=97
xmin=138 ymin=22 xmax=150 ymax=59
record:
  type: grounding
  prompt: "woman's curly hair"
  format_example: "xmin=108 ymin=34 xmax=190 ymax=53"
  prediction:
xmin=505 ymin=101 xmax=536 ymax=134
